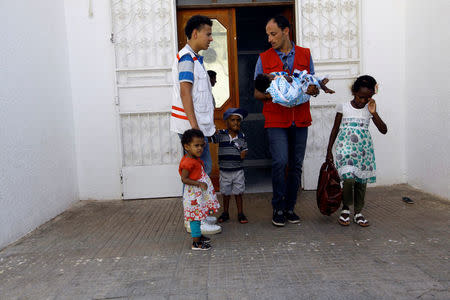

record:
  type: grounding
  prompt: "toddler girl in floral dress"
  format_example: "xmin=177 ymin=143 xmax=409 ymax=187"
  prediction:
xmin=179 ymin=129 xmax=220 ymax=250
xmin=326 ymin=75 xmax=387 ymax=227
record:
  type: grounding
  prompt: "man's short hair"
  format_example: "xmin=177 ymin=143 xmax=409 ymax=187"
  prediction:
xmin=185 ymin=15 xmax=213 ymax=39
xmin=267 ymin=15 xmax=290 ymax=30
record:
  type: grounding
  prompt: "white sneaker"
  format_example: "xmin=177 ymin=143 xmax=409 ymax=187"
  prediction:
xmin=200 ymin=221 xmax=222 ymax=234
xmin=184 ymin=220 xmax=222 ymax=234
xmin=205 ymin=216 xmax=217 ymax=225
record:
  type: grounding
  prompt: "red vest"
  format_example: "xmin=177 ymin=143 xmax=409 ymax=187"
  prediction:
xmin=260 ymin=46 xmax=312 ymax=128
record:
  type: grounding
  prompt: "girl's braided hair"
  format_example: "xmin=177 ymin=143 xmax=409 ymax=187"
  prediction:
xmin=351 ymin=75 xmax=377 ymax=94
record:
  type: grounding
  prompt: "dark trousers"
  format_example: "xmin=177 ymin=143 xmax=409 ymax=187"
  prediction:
xmin=267 ymin=126 xmax=308 ymax=211
xmin=342 ymin=179 xmax=367 ymax=213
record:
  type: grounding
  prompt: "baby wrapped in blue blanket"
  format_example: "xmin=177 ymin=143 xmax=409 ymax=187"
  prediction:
xmin=255 ymin=70 xmax=335 ymax=107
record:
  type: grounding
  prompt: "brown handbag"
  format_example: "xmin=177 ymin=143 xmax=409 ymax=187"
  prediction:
xmin=316 ymin=161 xmax=342 ymax=216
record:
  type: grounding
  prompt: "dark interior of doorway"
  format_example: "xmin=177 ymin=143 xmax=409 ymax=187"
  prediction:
xmin=236 ymin=5 xmax=293 ymax=193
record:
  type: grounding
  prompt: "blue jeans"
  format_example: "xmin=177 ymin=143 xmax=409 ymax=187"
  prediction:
xmin=178 ymin=135 xmax=212 ymax=176
xmin=267 ymin=126 xmax=308 ymax=211
xmin=200 ymin=137 xmax=212 ymax=175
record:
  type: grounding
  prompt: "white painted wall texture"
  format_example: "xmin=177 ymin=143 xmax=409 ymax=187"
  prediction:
xmin=405 ymin=0 xmax=450 ymax=199
xmin=64 ymin=0 xmax=122 ymax=200
xmin=64 ymin=0 xmax=416 ymax=199
xmin=0 ymin=1 xmax=78 ymax=249
xmin=361 ymin=0 xmax=407 ymax=186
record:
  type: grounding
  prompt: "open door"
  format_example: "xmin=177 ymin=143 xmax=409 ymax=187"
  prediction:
xmin=177 ymin=8 xmax=239 ymax=190
xmin=111 ymin=0 xmax=182 ymax=199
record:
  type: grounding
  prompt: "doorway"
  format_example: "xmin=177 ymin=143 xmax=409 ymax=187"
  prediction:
xmin=235 ymin=6 xmax=294 ymax=192
xmin=177 ymin=4 xmax=295 ymax=193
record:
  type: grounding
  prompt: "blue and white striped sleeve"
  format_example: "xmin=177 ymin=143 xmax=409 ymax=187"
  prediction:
xmin=178 ymin=54 xmax=194 ymax=84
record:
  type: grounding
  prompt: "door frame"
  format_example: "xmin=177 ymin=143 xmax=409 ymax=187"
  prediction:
xmin=175 ymin=3 xmax=297 ymax=190
xmin=176 ymin=2 xmax=297 ymax=42
xmin=111 ymin=0 xmax=183 ymax=199
xmin=176 ymin=8 xmax=240 ymax=126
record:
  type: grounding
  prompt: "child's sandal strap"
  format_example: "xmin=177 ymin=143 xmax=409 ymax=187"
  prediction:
xmin=353 ymin=213 xmax=370 ymax=227
xmin=339 ymin=214 xmax=350 ymax=222
xmin=338 ymin=210 xmax=350 ymax=226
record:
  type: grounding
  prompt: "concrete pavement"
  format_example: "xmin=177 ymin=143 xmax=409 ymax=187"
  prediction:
xmin=0 ymin=184 xmax=449 ymax=299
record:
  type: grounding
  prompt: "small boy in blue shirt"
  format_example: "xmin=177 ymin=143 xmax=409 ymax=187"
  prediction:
xmin=211 ymin=108 xmax=249 ymax=224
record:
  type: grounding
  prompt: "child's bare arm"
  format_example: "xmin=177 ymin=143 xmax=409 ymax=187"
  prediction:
xmin=368 ymin=99 xmax=388 ymax=134
xmin=240 ymin=150 xmax=248 ymax=160
xmin=181 ymin=169 xmax=207 ymax=190
xmin=319 ymin=79 xmax=335 ymax=94
xmin=326 ymin=112 xmax=343 ymax=162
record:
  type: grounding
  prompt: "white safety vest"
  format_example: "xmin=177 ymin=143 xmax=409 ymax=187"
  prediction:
xmin=170 ymin=46 xmax=216 ymax=136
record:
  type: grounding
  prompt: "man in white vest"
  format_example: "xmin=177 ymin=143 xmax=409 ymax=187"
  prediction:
xmin=171 ymin=15 xmax=221 ymax=234
xmin=171 ymin=15 xmax=216 ymax=175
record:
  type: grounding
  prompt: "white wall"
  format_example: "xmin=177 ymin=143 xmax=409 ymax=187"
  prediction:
xmin=64 ymin=0 xmax=411 ymax=200
xmin=1 ymin=0 xmax=445 ymax=249
xmin=360 ymin=0 xmax=407 ymax=186
xmin=64 ymin=0 xmax=122 ymax=200
xmin=65 ymin=0 xmax=411 ymax=201
xmin=0 ymin=1 xmax=78 ymax=249
xmin=405 ymin=0 xmax=450 ymax=199
xmin=63 ymin=0 xmax=448 ymax=200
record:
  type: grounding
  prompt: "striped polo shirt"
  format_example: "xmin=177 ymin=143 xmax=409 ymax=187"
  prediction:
xmin=178 ymin=45 xmax=204 ymax=84
xmin=212 ymin=129 xmax=248 ymax=171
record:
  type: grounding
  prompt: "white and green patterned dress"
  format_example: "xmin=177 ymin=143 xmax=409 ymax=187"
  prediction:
xmin=334 ymin=102 xmax=376 ymax=183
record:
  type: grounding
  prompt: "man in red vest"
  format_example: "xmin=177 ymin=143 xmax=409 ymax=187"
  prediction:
xmin=254 ymin=15 xmax=319 ymax=227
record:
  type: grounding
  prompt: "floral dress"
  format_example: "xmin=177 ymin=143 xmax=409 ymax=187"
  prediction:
xmin=334 ymin=102 xmax=376 ymax=183
xmin=179 ymin=155 xmax=220 ymax=221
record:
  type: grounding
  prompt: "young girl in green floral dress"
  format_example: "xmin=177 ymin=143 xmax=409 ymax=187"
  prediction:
xmin=326 ymin=75 xmax=387 ymax=227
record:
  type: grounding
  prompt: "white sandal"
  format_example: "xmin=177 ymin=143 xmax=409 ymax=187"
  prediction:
xmin=338 ymin=210 xmax=350 ymax=226
xmin=353 ymin=213 xmax=370 ymax=227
